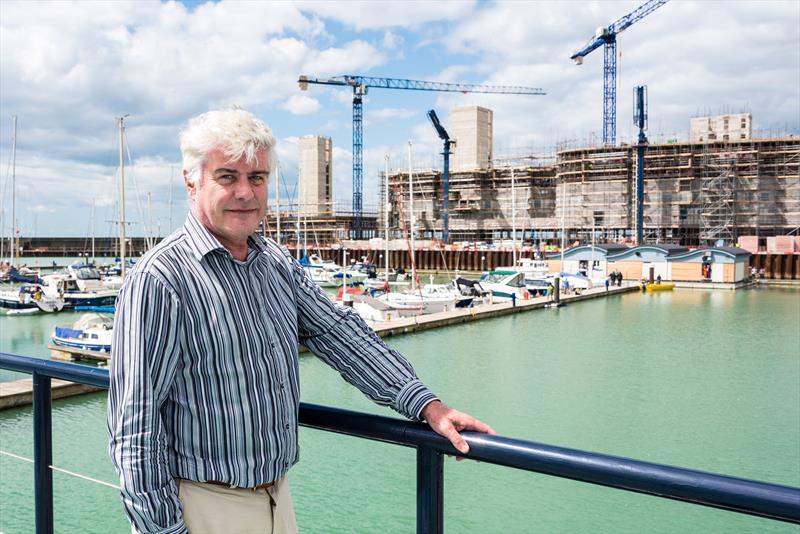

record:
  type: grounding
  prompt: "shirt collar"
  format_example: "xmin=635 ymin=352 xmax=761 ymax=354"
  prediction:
xmin=183 ymin=211 xmax=268 ymax=261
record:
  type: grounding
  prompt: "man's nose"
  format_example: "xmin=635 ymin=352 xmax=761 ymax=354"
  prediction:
xmin=233 ymin=178 xmax=255 ymax=200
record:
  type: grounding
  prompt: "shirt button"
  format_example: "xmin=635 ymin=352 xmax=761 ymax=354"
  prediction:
xmin=284 ymin=424 xmax=290 ymax=430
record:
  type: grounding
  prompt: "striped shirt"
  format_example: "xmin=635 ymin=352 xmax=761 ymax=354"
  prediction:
xmin=107 ymin=213 xmax=438 ymax=534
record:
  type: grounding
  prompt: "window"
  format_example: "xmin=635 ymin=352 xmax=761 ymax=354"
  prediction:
xmin=679 ymin=207 xmax=688 ymax=220
xmin=740 ymin=134 xmax=746 ymax=139
xmin=761 ymin=192 xmax=770 ymax=201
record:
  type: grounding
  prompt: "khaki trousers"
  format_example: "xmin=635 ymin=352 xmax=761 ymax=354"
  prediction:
xmin=177 ymin=477 xmax=298 ymax=534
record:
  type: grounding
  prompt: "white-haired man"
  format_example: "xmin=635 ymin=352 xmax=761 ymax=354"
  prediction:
xmin=108 ymin=108 xmax=494 ymax=534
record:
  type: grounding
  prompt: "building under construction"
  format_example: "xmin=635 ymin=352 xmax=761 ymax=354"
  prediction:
xmin=263 ymin=112 xmax=798 ymax=248
xmin=386 ymin=133 xmax=799 ymax=247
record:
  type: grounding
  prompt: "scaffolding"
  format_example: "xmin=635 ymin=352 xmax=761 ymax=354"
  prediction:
xmin=383 ymin=136 xmax=799 ymax=247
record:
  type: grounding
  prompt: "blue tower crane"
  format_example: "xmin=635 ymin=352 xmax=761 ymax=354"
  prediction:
xmin=298 ymin=75 xmax=545 ymax=238
xmin=426 ymin=109 xmax=455 ymax=244
xmin=633 ymin=85 xmax=649 ymax=244
xmin=570 ymin=0 xmax=668 ymax=146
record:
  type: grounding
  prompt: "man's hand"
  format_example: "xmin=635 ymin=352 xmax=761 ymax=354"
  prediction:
xmin=420 ymin=400 xmax=496 ymax=455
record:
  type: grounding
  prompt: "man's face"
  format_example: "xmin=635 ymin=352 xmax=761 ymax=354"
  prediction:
xmin=185 ymin=147 xmax=269 ymax=249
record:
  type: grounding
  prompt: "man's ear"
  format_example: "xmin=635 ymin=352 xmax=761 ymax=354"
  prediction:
xmin=184 ymin=169 xmax=197 ymax=201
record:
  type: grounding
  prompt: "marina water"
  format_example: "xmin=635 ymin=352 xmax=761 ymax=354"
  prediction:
xmin=1 ymin=287 xmax=798 ymax=533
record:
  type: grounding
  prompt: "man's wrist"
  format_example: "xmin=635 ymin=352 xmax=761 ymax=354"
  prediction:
xmin=420 ymin=399 xmax=443 ymax=421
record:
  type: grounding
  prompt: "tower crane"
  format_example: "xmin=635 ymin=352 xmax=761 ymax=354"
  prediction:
xmin=426 ymin=109 xmax=455 ymax=244
xmin=570 ymin=0 xmax=668 ymax=146
xmin=298 ymin=75 xmax=545 ymax=238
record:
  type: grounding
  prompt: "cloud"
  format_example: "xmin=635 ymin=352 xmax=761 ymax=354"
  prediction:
xmin=26 ymin=204 xmax=56 ymax=214
xmin=302 ymin=40 xmax=386 ymax=75
xmin=297 ymin=1 xmax=475 ymax=31
xmin=382 ymin=31 xmax=403 ymax=50
xmin=371 ymin=108 xmax=419 ymax=120
xmin=283 ymin=95 xmax=321 ymax=115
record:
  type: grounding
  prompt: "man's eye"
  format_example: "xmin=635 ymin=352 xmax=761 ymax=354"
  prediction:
xmin=250 ymin=175 xmax=266 ymax=184
xmin=218 ymin=175 xmax=236 ymax=183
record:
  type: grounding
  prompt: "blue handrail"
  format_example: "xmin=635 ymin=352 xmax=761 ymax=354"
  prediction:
xmin=2 ymin=351 xmax=799 ymax=534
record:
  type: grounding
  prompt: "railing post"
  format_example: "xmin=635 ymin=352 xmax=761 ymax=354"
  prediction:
xmin=32 ymin=371 xmax=54 ymax=534
xmin=416 ymin=445 xmax=444 ymax=534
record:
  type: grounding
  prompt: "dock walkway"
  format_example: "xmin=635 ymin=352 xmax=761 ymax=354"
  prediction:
xmin=1 ymin=284 xmax=636 ymax=410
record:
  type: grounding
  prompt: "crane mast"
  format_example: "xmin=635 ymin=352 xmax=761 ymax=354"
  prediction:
xmin=570 ymin=0 xmax=668 ymax=146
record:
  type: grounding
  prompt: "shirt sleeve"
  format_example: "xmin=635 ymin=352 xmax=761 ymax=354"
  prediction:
xmin=107 ymin=271 xmax=187 ymax=534
xmin=285 ymin=250 xmax=439 ymax=420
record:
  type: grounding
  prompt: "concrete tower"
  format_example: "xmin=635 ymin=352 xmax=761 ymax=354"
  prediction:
xmin=452 ymin=106 xmax=493 ymax=172
xmin=298 ymin=135 xmax=332 ymax=216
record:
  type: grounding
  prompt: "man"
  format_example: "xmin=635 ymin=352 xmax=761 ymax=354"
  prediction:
xmin=107 ymin=108 xmax=493 ymax=534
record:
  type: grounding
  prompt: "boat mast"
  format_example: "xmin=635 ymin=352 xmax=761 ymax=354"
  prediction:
xmin=10 ymin=115 xmax=17 ymax=268
xmin=91 ymin=199 xmax=96 ymax=265
xmin=384 ymin=155 xmax=390 ymax=280
xmin=512 ymin=166 xmax=517 ymax=266
xmin=118 ymin=115 xmax=128 ymax=278
xmin=408 ymin=142 xmax=415 ymax=288
xmin=275 ymin=164 xmax=281 ymax=245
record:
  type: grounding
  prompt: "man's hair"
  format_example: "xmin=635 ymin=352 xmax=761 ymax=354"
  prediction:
xmin=180 ymin=107 xmax=277 ymax=184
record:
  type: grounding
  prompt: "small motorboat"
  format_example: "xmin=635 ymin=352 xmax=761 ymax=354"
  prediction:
xmin=0 ymin=284 xmax=65 ymax=314
xmin=51 ymin=313 xmax=113 ymax=352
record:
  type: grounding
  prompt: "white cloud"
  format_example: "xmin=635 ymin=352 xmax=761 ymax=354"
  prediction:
xmin=302 ymin=40 xmax=386 ymax=75
xmin=382 ymin=31 xmax=403 ymax=50
xmin=371 ymin=108 xmax=419 ymax=120
xmin=283 ymin=95 xmax=321 ymax=115
xmin=297 ymin=1 xmax=475 ymax=31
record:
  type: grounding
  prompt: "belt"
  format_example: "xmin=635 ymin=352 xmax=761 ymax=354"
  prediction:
xmin=205 ymin=480 xmax=275 ymax=492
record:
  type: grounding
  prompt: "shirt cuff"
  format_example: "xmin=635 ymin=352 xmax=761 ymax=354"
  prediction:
xmin=395 ymin=379 xmax=439 ymax=421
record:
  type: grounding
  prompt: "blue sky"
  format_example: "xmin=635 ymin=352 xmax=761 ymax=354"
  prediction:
xmin=1 ymin=0 xmax=798 ymax=237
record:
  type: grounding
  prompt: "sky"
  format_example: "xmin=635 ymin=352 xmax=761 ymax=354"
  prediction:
xmin=0 ymin=0 xmax=798 ymax=237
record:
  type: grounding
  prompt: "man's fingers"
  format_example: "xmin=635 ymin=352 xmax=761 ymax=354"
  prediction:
xmin=455 ymin=414 xmax=496 ymax=435
xmin=442 ymin=423 xmax=469 ymax=454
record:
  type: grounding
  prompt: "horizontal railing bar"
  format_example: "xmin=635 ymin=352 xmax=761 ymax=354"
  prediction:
xmin=2 ymin=352 xmax=799 ymax=524
xmin=1 ymin=353 xmax=109 ymax=388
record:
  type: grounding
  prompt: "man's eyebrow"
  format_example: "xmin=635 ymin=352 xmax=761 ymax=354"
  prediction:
xmin=213 ymin=168 xmax=240 ymax=174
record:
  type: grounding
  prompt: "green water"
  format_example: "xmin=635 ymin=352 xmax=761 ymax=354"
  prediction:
xmin=1 ymin=288 xmax=798 ymax=533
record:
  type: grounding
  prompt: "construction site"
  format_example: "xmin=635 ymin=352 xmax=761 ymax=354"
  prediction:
xmin=386 ymin=132 xmax=800 ymax=247
xmin=264 ymin=108 xmax=799 ymax=250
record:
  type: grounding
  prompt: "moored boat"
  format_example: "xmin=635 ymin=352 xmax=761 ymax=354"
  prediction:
xmin=51 ymin=313 xmax=113 ymax=352
xmin=0 ymin=284 xmax=65 ymax=314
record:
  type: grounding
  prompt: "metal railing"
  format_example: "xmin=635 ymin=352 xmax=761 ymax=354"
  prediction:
xmin=1 ymin=351 xmax=799 ymax=534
